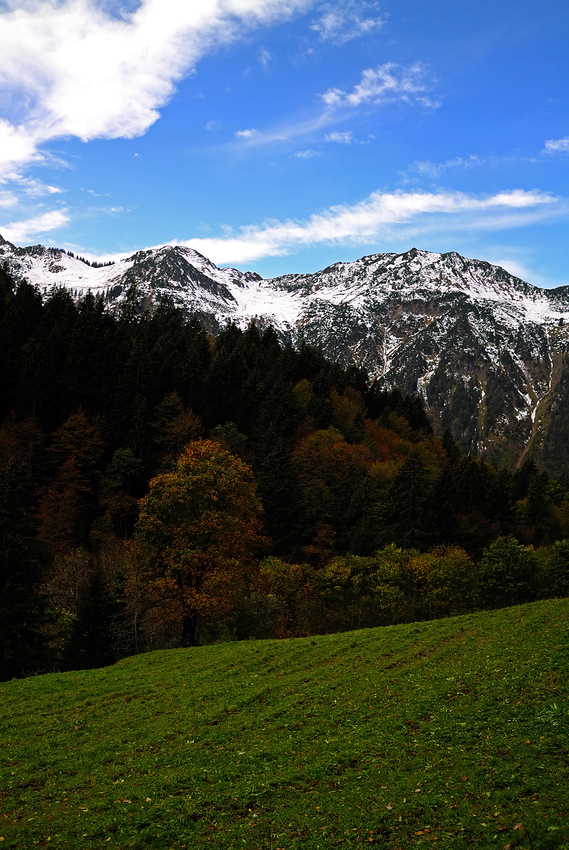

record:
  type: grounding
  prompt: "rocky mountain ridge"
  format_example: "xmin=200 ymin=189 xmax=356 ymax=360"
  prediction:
xmin=2 ymin=234 xmax=569 ymax=475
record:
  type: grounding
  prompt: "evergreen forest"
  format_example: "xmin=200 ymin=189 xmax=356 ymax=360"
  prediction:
xmin=1 ymin=265 xmax=569 ymax=680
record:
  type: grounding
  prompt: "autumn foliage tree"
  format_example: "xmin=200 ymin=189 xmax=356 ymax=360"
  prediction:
xmin=136 ymin=440 xmax=266 ymax=646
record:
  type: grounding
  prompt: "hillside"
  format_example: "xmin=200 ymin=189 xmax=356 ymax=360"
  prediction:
xmin=6 ymin=262 xmax=569 ymax=677
xmin=1 ymin=599 xmax=568 ymax=849
xmin=3 ymin=235 xmax=569 ymax=473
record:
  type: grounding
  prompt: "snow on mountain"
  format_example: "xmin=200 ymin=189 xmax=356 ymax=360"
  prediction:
xmin=3 ymin=235 xmax=569 ymax=473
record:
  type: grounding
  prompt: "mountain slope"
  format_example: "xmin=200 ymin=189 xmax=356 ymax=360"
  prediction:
xmin=3 ymin=235 xmax=569 ymax=472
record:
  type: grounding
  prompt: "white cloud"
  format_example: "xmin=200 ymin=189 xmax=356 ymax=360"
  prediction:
xmin=234 ymin=112 xmax=329 ymax=146
xmin=311 ymin=1 xmax=385 ymax=45
xmin=412 ymin=156 xmax=481 ymax=177
xmin=235 ymin=128 xmax=259 ymax=139
xmin=543 ymin=136 xmax=569 ymax=154
xmin=484 ymin=256 xmax=536 ymax=282
xmin=322 ymin=63 xmax=432 ymax=109
xmin=0 ymin=192 xmax=18 ymax=208
xmin=0 ymin=0 xmax=314 ymax=178
xmin=2 ymin=173 xmax=64 ymax=196
xmin=325 ymin=130 xmax=352 ymax=143
xmin=182 ymin=188 xmax=559 ymax=264
xmin=0 ymin=209 xmax=69 ymax=243
xmin=259 ymin=48 xmax=272 ymax=69
xmin=234 ymin=62 xmax=433 ymax=148
xmin=296 ymin=149 xmax=318 ymax=157
xmin=0 ymin=119 xmax=43 ymax=175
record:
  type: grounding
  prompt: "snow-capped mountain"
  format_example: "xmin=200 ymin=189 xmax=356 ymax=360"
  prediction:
xmin=3 ymin=234 xmax=569 ymax=474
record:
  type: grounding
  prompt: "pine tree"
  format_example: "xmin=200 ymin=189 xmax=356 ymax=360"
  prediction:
xmin=63 ymin=567 xmax=122 ymax=670
xmin=0 ymin=455 xmax=46 ymax=680
xmin=383 ymin=453 xmax=436 ymax=551
xmin=479 ymin=535 xmax=537 ymax=607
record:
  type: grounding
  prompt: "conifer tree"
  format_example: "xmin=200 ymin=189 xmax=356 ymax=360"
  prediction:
xmin=63 ymin=567 xmax=122 ymax=670
xmin=0 ymin=455 xmax=46 ymax=679
xmin=383 ymin=453 xmax=436 ymax=551
xmin=479 ymin=535 xmax=537 ymax=608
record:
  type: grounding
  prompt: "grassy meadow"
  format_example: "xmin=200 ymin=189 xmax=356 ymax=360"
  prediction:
xmin=1 ymin=599 xmax=568 ymax=850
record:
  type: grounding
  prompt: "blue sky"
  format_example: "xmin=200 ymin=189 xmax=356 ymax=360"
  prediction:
xmin=0 ymin=0 xmax=568 ymax=285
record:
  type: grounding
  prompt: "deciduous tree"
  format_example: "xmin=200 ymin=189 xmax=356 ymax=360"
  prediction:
xmin=136 ymin=440 xmax=266 ymax=646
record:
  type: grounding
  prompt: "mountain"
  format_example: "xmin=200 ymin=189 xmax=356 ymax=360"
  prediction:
xmin=2 ymin=234 xmax=569 ymax=475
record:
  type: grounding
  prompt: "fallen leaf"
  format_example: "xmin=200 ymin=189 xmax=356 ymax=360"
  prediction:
xmin=513 ymin=823 xmax=524 ymax=831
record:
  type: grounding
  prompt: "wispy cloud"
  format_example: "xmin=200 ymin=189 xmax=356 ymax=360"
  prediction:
xmin=0 ymin=0 xmax=315 ymax=179
xmin=235 ymin=128 xmax=260 ymax=139
xmin=483 ymin=255 xmax=538 ymax=283
xmin=325 ymin=130 xmax=353 ymax=143
xmin=181 ymin=188 xmax=559 ymax=264
xmin=0 ymin=171 xmax=66 ymax=235
xmin=0 ymin=209 xmax=69 ymax=244
xmin=259 ymin=48 xmax=272 ymax=70
xmin=321 ymin=63 xmax=434 ymax=109
xmin=405 ymin=153 xmax=543 ymax=182
xmin=80 ymin=188 xmax=109 ymax=197
xmin=543 ymin=136 xmax=569 ymax=154
xmin=311 ymin=1 xmax=385 ymax=45
xmin=411 ymin=156 xmax=482 ymax=177
xmin=2 ymin=173 xmax=65 ymax=197
xmin=296 ymin=149 xmax=319 ymax=158
xmin=235 ymin=63 xmax=435 ymax=148
xmin=0 ymin=192 xmax=17 ymax=209
xmin=235 ymin=113 xmax=330 ymax=146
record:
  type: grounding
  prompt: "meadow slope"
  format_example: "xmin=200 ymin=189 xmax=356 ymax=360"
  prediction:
xmin=1 ymin=600 xmax=568 ymax=850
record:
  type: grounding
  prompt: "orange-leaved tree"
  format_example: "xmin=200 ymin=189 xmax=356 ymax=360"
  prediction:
xmin=136 ymin=440 xmax=266 ymax=646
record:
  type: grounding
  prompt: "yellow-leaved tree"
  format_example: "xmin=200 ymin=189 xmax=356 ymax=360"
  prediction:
xmin=136 ymin=440 xmax=266 ymax=646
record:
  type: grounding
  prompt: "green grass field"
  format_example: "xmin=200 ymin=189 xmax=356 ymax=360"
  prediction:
xmin=1 ymin=600 xmax=568 ymax=850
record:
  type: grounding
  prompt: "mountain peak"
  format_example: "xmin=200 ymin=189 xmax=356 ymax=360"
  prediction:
xmin=3 ymin=236 xmax=569 ymax=472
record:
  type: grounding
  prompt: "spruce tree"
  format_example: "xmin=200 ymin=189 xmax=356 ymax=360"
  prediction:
xmin=63 ymin=567 xmax=122 ymax=670
xmin=0 ymin=456 xmax=46 ymax=680
xmin=383 ymin=453 xmax=436 ymax=551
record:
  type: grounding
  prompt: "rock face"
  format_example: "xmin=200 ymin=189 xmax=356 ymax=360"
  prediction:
xmin=3 ymin=236 xmax=569 ymax=474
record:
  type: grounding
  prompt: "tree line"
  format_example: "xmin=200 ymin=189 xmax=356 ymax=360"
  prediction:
xmin=1 ymin=265 xmax=568 ymax=679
